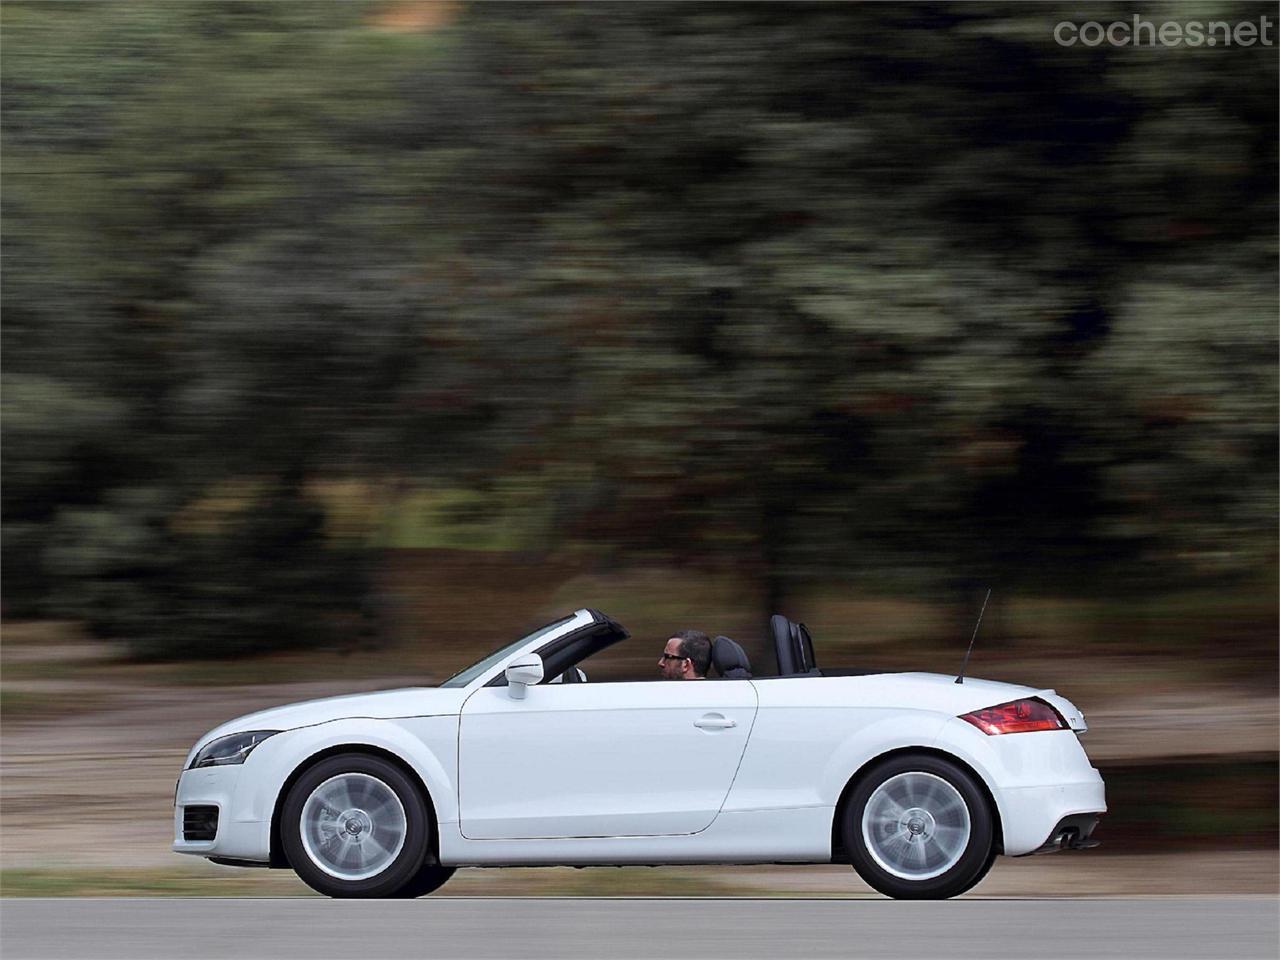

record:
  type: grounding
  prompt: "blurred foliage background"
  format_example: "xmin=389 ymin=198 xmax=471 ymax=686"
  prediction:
xmin=2 ymin=0 xmax=1275 ymax=665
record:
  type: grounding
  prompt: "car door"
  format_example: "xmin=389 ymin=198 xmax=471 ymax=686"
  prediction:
xmin=457 ymin=680 xmax=758 ymax=840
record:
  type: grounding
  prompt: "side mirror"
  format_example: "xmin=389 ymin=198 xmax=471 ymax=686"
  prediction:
xmin=504 ymin=654 xmax=544 ymax=699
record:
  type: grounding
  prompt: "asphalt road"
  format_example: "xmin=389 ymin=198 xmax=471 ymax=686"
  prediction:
xmin=2 ymin=897 xmax=1276 ymax=960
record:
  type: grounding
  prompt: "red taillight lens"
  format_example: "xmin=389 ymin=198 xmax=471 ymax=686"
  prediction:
xmin=960 ymin=698 xmax=1067 ymax=735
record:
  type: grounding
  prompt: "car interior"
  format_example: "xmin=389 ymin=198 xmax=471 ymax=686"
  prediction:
xmin=489 ymin=610 xmax=884 ymax=685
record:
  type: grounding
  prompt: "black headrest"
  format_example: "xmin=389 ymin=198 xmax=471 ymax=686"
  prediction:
xmin=791 ymin=621 xmax=815 ymax=673
xmin=771 ymin=614 xmax=819 ymax=675
xmin=711 ymin=635 xmax=751 ymax=679
xmin=771 ymin=614 xmax=797 ymax=675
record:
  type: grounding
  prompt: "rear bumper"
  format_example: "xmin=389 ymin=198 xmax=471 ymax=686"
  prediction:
xmin=934 ymin=720 xmax=1108 ymax=858
xmin=1000 ymin=775 xmax=1107 ymax=856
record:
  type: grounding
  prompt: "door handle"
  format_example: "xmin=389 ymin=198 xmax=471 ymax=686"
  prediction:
xmin=693 ymin=714 xmax=737 ymax=730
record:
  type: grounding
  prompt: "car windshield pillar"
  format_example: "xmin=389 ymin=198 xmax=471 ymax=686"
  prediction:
xmin=439 ymin=614 xmax=584 ymax=688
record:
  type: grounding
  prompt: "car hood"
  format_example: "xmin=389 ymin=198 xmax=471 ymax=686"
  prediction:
xmin=188 ymin=686 xmax=470 ymax=760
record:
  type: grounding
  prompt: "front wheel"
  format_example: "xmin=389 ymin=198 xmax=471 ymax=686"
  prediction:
xmin=843 ymin=754 xmax=995 ymax=899
xmin=282 ymin=753 xmax=438 ymax=898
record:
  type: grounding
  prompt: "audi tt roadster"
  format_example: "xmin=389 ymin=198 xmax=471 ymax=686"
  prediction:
xmin=174 ymin=608 xmax=1106 ymax=899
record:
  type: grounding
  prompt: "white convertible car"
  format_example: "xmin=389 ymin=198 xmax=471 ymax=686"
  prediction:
xmin=174 ymin=609 xmax=1105 ymax=899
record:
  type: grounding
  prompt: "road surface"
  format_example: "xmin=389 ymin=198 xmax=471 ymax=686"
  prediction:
xmin=2 ymin=897 xmax=1276 ymax=959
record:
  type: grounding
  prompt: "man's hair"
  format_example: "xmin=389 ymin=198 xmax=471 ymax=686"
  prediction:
xmin=671 ymin=629 xmax=712 ymax=677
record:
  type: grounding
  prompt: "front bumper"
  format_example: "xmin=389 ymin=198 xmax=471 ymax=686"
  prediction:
xmin=172 ymin=765 xmax=271 ymax=862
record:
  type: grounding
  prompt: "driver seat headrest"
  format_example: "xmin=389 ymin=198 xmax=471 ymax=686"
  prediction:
xmin=711 ymin=635 xmax=752 ymax=679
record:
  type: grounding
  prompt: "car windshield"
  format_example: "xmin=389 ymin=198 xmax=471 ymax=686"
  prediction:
xmin=438 ymin=615 xmax=576 ymax=688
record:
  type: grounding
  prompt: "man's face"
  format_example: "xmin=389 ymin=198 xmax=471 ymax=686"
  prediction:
xmin=658 ymin=637 xmax=689 ymax=679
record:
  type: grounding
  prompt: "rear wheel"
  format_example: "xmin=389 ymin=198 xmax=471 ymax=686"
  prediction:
xmin=843 ymin=754 xmax=995 ymax=899
xmin=954 ymin=846 xmax=999 ymax=897
xmin=282 ymin=753 xmax=437 ymax=898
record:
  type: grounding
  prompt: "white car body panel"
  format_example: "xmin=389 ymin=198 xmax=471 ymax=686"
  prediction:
xmin=437 ymin=807 xmax=834 ymax=865
xmin=173 ymin=611 xmax=1105 ymax=870
xmin=180 ymin=688 xmax=470 ymax=770
xmin=458 ymin=680 xmax=758 ymax=839
xmin=175 ymin=713 xmax=463 ymax=859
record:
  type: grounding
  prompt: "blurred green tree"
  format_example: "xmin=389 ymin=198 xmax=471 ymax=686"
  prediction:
xmin=2 ymin=1 xmax=1274 ymax=654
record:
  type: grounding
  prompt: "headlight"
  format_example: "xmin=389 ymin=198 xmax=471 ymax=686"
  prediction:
xmin=189 ymin=730 xmax=280 ymax=769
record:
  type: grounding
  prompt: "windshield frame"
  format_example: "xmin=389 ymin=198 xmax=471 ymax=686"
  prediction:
xmin=438 ymin=611 xmax=591 ymax=688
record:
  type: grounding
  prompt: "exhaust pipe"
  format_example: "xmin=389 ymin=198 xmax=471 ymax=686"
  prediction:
xmin=1064 ymin=829 xmax=1101 ymax=851
xmin=1030 ymin=815 xmax=1102 ymax=855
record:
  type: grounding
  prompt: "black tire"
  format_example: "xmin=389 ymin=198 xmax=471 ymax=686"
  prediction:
xmin=395 ymin=862 xmax=456 ymax=899
xmin=843 ymin=753 xmax=995 ymax=900
xmin=282 ymin=753 xmax=434 ymax=899
xmin=954 ymin=845 xmax=999 ymax=897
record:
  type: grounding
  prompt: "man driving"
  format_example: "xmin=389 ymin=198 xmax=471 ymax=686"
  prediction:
xmin=658 ymin=629 xmax=711 ymax=680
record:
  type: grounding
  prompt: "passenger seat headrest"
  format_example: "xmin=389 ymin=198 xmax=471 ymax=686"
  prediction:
xmin=711 ymin=635 xmax=752 ymax=679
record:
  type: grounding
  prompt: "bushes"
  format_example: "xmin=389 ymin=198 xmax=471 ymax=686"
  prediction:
xmin=41 ymin=482 xmax=369 ymax=660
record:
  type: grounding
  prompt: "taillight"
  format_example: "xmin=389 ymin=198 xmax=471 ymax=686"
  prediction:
xmin=960 ymin=697 xmax=1067 ymax=735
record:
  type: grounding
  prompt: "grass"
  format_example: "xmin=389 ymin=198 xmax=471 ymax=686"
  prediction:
xmin=0 ymin=868 xmax=315 ymax=898
xmin=0 ymin=866 xmax=758 ymax=898
xmin=96 ymin=650 xmax=439 ymax=688
xmin=0 ymin=689 xmax=115 ymax=723
xmin=0 ymin=620 xmax=90 ymax=647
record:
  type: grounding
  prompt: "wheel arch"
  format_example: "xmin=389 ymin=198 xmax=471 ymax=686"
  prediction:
xmin=269 ymin=744 xmax=441 ymax=868
xmin=829 ymin=746 xmax=1004 ymax=863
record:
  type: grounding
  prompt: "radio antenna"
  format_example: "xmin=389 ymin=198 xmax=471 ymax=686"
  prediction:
xmin=955 ymin=588 xmax=991 ymax=685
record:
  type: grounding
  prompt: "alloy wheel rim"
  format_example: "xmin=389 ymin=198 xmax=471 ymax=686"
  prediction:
xmin=300 ymin=773 xmax=407 ymax=881
xmin=861 ymin=771 xmax=971 ymax=881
